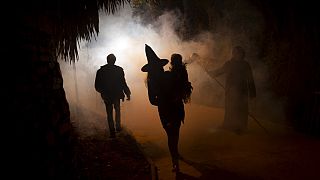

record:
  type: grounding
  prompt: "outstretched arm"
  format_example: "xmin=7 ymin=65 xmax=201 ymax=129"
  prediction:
xmin=207 ymin=63 xmax=226 ymax=78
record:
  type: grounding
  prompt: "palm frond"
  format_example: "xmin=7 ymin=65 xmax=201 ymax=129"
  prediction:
xmin=53 ymin=0 xmax=131 ymax=62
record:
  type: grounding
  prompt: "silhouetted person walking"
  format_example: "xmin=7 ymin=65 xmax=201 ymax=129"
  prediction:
xmin=95 ymin=53 xmax=131 ymax=138
xmin=209 ymin=46 xmax=256 ymax=133
xmin=166 ymin=53 xmax=192 ymax=171
xmin=141 ymin=44 xmax=192 ymax=172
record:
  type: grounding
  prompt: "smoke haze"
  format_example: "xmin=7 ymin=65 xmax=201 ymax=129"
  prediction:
xmin=59 ymin=4 xmax=285 ymax=137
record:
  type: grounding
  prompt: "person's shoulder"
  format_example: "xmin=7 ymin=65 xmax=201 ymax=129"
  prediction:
xmin=97 ymin=65 xmax=104 ymax=71
xmin=114 ymin=65 xmax=124 ymax=73
xmin=98 ymin=64 xmax=109 ymax=71
xmin=99 ymin=64 xmax=108 ymax=69
xmin=118 ymin=65 xmax=124 ymax=69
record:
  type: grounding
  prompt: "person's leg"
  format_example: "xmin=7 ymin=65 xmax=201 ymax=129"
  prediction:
xmin=114 ymin=99 xmax=121 ymax=132
xmin=105 ymin=100 xmax=115 ymax=137
xmin=165 ymin=122 xmax=181 ymax=172
xmin=171 ymin=125 xmax=181 ymax=170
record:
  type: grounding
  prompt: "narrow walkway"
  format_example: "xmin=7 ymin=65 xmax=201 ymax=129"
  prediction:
xmin=70 ymin=103 xmax=153 ymax=179
xmin=125 ymin=103 xmax=320 ymax=180
xmin=66 ymin=83 xmax=320 ymax=180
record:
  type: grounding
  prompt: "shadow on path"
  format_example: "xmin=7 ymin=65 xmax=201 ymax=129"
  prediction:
xmin=176 ymin=156 xmax=261 ymax=180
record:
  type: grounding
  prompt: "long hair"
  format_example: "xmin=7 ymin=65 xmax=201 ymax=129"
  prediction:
xmin=170 ymin=54 xmax=193 ymax=103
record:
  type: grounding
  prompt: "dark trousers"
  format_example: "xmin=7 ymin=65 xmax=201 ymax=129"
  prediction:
xmin=104 ymin=98 xmax=121 ymax=133
xmin=164 ymin=122 xmax=181 ymax=165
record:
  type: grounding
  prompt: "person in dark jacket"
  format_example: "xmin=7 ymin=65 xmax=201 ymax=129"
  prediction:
xmin=95 ymin=53 xmax=131 ymax=138
xmin=209 ymin=46 xmax=256 ymax=133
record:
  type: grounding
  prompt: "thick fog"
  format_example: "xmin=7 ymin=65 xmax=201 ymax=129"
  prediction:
xmin=59 ymin=4 xmax=285 ymax=138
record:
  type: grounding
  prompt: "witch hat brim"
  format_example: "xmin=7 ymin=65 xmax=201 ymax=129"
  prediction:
xmin=141 ymin=44 xmax=169 ymax=72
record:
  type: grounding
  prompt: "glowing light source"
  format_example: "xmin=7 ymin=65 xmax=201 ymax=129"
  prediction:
xmin=113 ymin=37 xmax=129 ymax=52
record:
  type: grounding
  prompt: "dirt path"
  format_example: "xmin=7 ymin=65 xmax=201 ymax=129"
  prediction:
xmin=69 ymin=103 xmax=153 ymax=180
xmin=72 ymin=129 xmax=151 ymax=180
xmin=125 ymin=103 xmax=320 ymax=180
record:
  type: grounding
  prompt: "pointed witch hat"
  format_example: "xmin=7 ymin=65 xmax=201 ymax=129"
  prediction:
xmin=141 ymin=44 xmax=169 ymax=72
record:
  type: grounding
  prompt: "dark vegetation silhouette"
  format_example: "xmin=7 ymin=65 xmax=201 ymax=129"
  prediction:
xmin=4 ymin=0 xmax=130 ymax=179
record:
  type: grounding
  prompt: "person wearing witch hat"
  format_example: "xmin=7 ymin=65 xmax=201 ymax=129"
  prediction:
xmin=141 ymin=45 xmax=169 ymax=106
xmin=141 ymin=44 xmax=190 ymax=172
